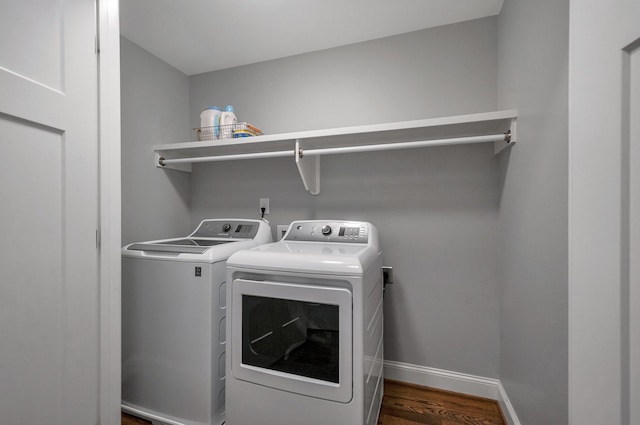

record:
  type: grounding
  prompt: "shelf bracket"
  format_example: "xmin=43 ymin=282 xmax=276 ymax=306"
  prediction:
xmin=155 ymin=152 xmax=192 ymax=172
xmin=494 ymin=118 xmax=517 ymax=155
xmin=295 ymin=139 xmax=320 ymax=195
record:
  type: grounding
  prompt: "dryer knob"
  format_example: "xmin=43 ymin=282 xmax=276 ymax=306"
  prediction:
xmin=223 ymin=223 xmax=232 ymax=232
xmin=321 ymin=225 xmax=332 ymax=236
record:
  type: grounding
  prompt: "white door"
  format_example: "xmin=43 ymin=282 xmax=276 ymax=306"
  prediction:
xmin=0 ymin=1 xmax=100 ymax=424
xmin=569 ymin=0 xmax=640 ymax=424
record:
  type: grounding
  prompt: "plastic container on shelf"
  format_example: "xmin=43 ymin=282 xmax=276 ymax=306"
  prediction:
xmin=199 ymin=106 xmax=221 ymax=140
xmin=220 ymin=105 xmax=237 ymax=139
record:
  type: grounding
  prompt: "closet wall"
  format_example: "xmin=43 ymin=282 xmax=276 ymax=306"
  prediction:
xmin=188 ymin=17 xmax=502 ymax=378
xmin=121 ymin=37 xmax=192 ymax=245
xmin=497 ymin=0 xmax=569 ymax=424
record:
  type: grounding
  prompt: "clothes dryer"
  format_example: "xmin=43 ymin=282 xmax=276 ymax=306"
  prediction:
xmin=121 ymin=219 xmax=272 ymax=425
xmin=226 ymin=220 xmax=384 ymax=425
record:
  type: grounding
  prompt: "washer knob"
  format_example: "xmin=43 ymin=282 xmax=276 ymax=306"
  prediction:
xmin=321 ymin=225 xmax=332 ymax=236
xmin=223 ymin=223 xmax=232 ymax=232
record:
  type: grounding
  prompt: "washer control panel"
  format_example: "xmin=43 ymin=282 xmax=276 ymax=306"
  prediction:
xmin=191 ymin=220 xmax=259 ymax=239
xmin=284 ymin=221 xmax=369 ymax=243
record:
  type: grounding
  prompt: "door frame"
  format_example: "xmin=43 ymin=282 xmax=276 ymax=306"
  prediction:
xmin=97 ymin=0 xmax=121 ymax=424
xmin=568 ymin=0 xmax=639 ymax=424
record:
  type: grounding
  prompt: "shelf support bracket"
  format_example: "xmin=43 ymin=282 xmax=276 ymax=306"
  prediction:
xmin=155 ymin=152 xmax=192 ymax=172
xmin=494 ymin=117 xmax=517 ymax=154
xmin=295 ymin=139 xmax=320 ymax=195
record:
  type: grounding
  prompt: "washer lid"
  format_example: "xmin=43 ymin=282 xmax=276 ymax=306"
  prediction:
xmin=156 ymin=239 xmax=234 ymax=246
xmin=126 ymin=239 xmax=234 ymax=255
xmin=121 ymin=218 xmax=273 ymax=262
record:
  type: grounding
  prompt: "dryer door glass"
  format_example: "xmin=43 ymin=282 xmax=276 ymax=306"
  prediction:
xmin=242 ymin=295 xmax=339 ymax=383
xmin=231 ymin=279 xmax=353 ymax=403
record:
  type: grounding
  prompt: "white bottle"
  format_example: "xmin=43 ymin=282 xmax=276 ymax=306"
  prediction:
xmin=199 ymin=106 xmax=221 ymax=140
xmin=220 ymin=105 xmax=237 ymax=139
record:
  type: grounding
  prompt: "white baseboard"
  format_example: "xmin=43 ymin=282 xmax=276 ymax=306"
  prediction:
xmin=383 ymin=360 xmax=521 ymax=425
xmin=497 ymin=381 xmax=522 ymax=425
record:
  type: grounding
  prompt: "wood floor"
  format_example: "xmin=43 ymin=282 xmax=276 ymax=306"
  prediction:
xmin=121 ymin=379 xmax=507 ymax=425
xmin=378 ymin=380 xmax=506 ymax=425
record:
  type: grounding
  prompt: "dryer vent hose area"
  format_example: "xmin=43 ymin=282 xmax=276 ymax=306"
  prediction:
xmin=382 ymin=266 xmax=394 ymax=291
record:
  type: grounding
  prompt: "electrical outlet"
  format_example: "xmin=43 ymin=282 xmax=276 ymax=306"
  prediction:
xmin=259 ymin=198 xmax=270 ymax=215
xmin=277 ymin=225 xmax=289 ymax=241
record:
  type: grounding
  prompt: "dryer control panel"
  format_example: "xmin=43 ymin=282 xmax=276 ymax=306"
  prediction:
xmin=284 ymin=220 xmax=369 ymax=243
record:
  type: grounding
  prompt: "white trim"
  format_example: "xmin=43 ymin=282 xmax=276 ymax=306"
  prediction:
xmin=383 ymin=360 xmax=499 ymax=399
xmin=98 ymin=1 xmax=122 ymax=424
xmin=383 ymin=360 xmax=521 ymax=425
xmin=497 ymin=381 xmax=522 ymax=425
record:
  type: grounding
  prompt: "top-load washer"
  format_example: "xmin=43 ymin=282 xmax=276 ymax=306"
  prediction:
xmin=225 ymin=220 xmax=384 ymax=425
xmin=121 ymin=219 xmax=272 ymax=425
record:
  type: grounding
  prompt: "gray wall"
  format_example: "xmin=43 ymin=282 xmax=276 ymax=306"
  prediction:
xmin=497 ymin=0 xmax=569 ymax=423
xmin=120 ymin=37 xmax=192 ymax=245
xmin=189 ymin=18 xmax=499 ymax=132
xmin=189 ymin=18 xmax=502 ymax=377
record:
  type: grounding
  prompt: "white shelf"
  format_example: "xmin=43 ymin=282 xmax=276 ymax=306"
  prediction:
xmin=154 ymin=110 xmax=517 ymax=195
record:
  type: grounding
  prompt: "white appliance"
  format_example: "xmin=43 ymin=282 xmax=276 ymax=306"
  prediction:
xmin=121 ymin=219 xmax=272 ymax=425
xmin=225 ymin=220 xmax=384 ymax=425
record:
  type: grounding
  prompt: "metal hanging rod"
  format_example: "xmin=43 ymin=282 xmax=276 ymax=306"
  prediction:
xmin=158 ymin=131 xmax=511 ymax=167
xmin=298 ymin=133 xmax=509 ymax=158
